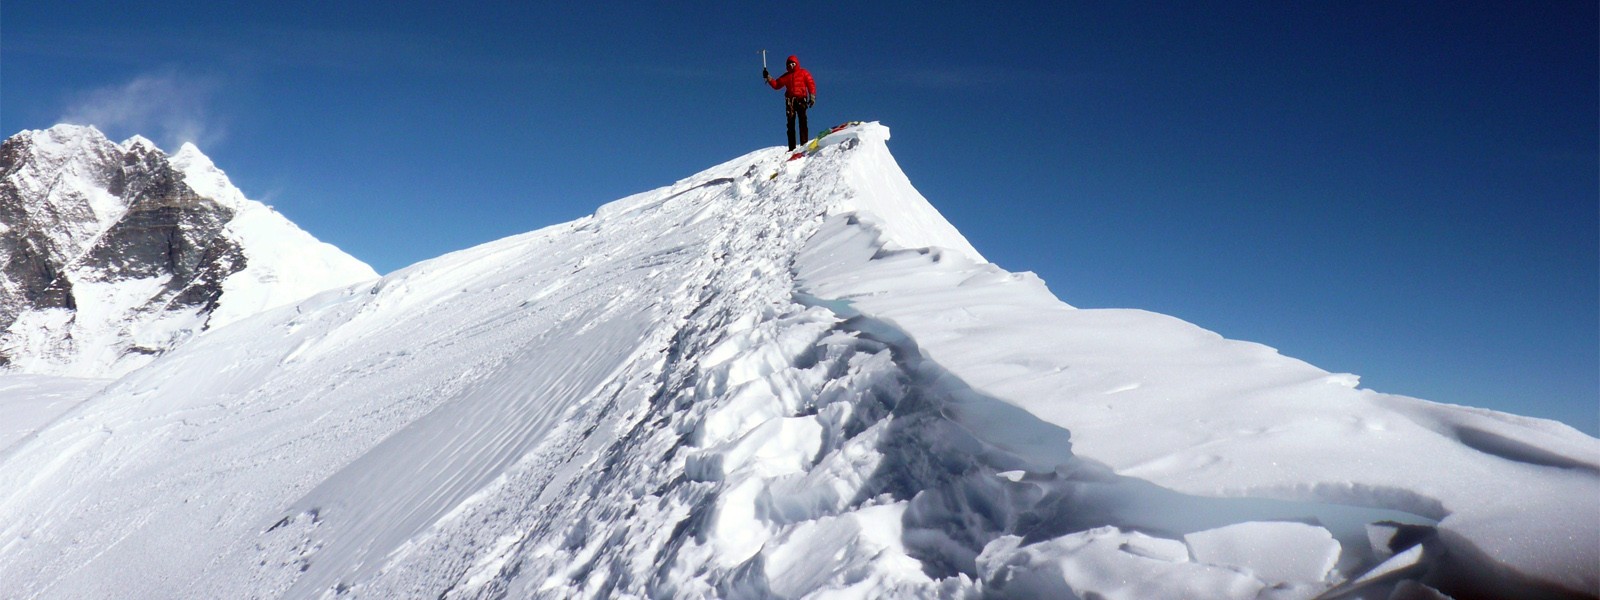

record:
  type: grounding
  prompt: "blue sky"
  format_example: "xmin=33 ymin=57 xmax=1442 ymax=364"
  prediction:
xmin=4 ymin=2 xmax=1595 ymax=434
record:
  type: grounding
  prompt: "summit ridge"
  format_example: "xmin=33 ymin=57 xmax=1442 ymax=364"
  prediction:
xmin=0 ymin=122 xmax=1592 ymax=599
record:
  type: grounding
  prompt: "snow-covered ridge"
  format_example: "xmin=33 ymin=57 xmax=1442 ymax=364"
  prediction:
xmin=0 ymin=122 xmax=1592 ymax=599
xmin=0 ymin=124 xmax=377 ymax=377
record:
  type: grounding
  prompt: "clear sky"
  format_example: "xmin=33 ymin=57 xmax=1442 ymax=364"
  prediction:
xmin=4 ymin=2 xmax=1595 ymax=434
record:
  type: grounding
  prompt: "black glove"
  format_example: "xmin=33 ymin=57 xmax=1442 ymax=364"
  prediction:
xmin=762 ymin=68 xmax=769 ymax=79
xmin=807 ymin=94 xmax=815 ymax=108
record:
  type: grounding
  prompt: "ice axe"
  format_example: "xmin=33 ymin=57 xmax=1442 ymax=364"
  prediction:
xmin=761 ymin=49 xmax=769 ymax=79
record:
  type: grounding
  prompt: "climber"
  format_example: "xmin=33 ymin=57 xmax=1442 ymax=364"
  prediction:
xmin=763 ymin=54 xmax=817 ymax=151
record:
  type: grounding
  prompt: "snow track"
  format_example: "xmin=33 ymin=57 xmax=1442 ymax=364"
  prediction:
xmin=0 ymin=123 xmax=1593 ymax=599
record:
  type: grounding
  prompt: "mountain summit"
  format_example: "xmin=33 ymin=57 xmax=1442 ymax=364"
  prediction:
xmin=0 ymin=125 xmax=377 ymax=377
xmin=0 ymin=123 xmax=1593 ymax=599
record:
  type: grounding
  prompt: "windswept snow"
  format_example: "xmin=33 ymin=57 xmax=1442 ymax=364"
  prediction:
xmin=0 ymin=374 xmax=106 ymax=450
xmin=0 ymin=122 xmax=1593 ymax=599
xmin=793 ymin=189 xmax=1600 ymax=596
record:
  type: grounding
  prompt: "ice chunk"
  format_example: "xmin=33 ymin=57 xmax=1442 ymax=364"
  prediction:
xmin=1184 ymin=521 xmax=1341 ymax=584
xmin=1119 ymin=534 xmax=1190 ymax=563
xmin=978 ymin=528 xmax=1267 ymax=600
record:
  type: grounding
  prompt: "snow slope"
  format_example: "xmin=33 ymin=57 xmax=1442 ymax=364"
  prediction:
xmin=0 ymin=374 xmax=106 ymax=450
xmin=0 ymin=123 xmax=1593 ymax=599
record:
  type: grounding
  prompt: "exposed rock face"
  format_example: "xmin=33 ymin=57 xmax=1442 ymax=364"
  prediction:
xmin=85 ymin=142 xmax=244 ymax=313
xmin=0 ymin=125 xmax=376 ymax=376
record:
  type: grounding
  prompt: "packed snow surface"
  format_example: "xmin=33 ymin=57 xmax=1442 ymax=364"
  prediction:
xmin=0 ymin=123 xmax=1594 ymax=599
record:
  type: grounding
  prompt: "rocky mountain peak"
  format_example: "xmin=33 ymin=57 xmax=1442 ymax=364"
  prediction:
xmin=0 ymin=124 xmax=376 ymax=377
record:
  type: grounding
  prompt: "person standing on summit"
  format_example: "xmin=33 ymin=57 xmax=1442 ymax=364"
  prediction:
xmin=763 ymin=54 xmax=816 ymax=151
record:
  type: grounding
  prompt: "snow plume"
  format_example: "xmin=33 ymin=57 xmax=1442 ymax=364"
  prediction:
xmin=0 ymin=123 xmax=1593 ymax=599
xmin=59 ymin=71 xmax=224 ymax=150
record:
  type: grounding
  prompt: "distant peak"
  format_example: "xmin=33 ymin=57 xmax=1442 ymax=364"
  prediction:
xmin=120 ymin=134 xmax=163 ymax=154
xmin=170 ymin=141 xmax=214 ymax=171
xmin=7 ymin=123 xmax=104 ymax=145
xmin=42 ymin=122 xmax=105 ymax=138
xmin=6 ymin=124 xmax=116 ymax=163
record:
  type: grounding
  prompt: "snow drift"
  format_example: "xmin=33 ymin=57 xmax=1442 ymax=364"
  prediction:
xmin=0 ymin=123 xmax=1594 ymax=599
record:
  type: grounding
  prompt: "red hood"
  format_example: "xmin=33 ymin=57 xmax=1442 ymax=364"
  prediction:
xmin=787 ymin=55 xmax=800 ymax=70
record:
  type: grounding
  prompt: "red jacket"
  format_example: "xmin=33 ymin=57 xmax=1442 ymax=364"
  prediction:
xmin=768 ymin=55 xmax=816 ymax=99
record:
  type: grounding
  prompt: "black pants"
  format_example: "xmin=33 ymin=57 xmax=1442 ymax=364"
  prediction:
xmin=786 ymin=97 xmax=809 ymax=150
